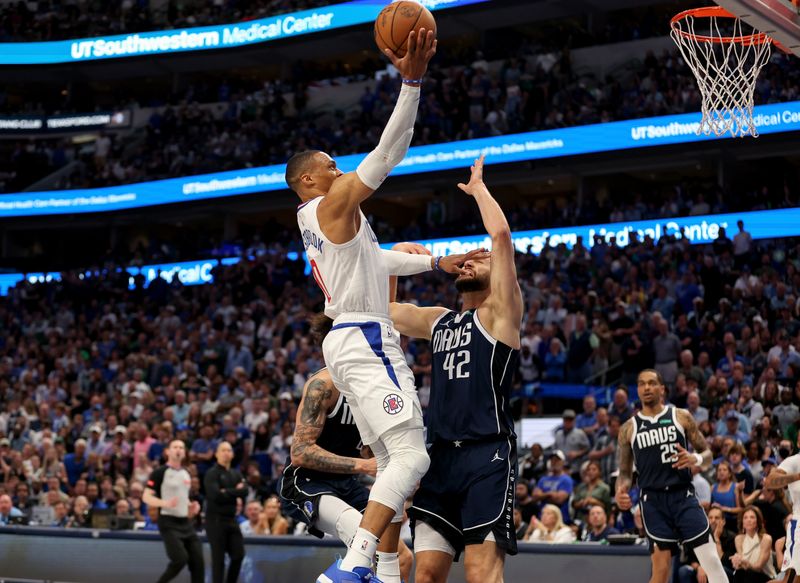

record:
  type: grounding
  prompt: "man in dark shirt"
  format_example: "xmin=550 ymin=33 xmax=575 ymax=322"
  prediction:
xmin=581 ymin=505 xmax=619 ymax=542
xmin=204 ymin=441 xmax=248 ymax=583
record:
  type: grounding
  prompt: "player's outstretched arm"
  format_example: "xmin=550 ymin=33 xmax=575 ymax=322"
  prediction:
xmin=318 ymin=30 xmax=436 ymax=230
xmin=291 ymin=370 xmax=376 ymax=476
xmin=674 ymin=409 xmax=712 ymax=470
xmin=615 ymin=419 xmax=634 ymax=511
xmin=764 ymin=467 xmax=800 ymax=489
xmin=387 ymin=243 xmax=448 ymax=340
xmin=459 ymin=155 xmax=523 ymax=348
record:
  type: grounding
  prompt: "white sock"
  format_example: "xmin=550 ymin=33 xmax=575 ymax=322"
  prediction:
xmin=693 ymin=538 xmax=729 ymax=583
xmin=340 ymin=527 xmax=378 ymax=572
xmin=375 ymin=551 xmax=401 ymax=583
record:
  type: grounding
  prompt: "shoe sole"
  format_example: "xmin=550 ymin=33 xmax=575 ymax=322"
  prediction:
xmin=316 ymin=575 xmax=334 ymax=583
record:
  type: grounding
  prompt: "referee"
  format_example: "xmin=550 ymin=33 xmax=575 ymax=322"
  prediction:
xmin=143 ymin=439 xmax=204 ymax=583
xmin=204 ymin=441 xmax=248 ymax=583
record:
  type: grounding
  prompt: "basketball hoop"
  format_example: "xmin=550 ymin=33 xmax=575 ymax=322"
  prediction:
xmin=671 ymin=6 xmax=773 ymax=138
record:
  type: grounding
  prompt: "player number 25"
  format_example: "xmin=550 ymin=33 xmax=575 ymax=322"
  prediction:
xmin=660 ymin=443 xmax=678 ymax=464
xmin=443 ymin=350 xmax=471 ymax=380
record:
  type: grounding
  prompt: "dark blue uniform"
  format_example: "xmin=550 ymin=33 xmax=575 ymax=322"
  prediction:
xmin=631 ymin=406 xmax=710 ymax=552
xmin=279 ymin=386 xmax=369 ymax=538
xmin=409 ymin=309 xmax=519 ymax=558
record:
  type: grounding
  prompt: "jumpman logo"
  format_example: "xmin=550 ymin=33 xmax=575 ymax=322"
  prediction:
xmin=491 ymin=449 xmax=504 ymax=462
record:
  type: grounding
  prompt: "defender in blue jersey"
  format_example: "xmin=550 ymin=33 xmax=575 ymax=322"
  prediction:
xmin=390 ymin=155 xmax=522 ymax=583
xmin=280 ymin=365 xmax=412 ymax=583
xmin=616 ymin=370 xmax=728 ymax=583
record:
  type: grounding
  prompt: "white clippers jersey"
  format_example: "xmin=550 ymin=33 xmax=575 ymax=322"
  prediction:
xmin=779 ymin=454 xmax=800 ymax=518
xmin=297 ymin=197 xmax=389 ymax=319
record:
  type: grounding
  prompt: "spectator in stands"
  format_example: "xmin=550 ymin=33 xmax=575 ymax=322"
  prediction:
xmin=773 ymin=388 xmax=799 ymax=434
xmin=687 ymin=391 xmax=709 ymax=423
xmin=653 ymin=317 xmax=681 ymax=387
xmin=729 ymin=444 xmax=755 ymax=494
xmin=524 ymin=504 xmax=576 ymax=543
xmin=239 ymin=500 xmax=262 ymax=536
xmin=711 ymin=461 xmax=741 ymax=532
xmin=532 ymin=451 xmax=573 ymax=524
xmin=608 ymin=387 xmax=634 ymax=424
xmin=520 ymin=443 xmax=546 ymax=484
xmin=255 ymin=495 xmax=288 ymax=535
xmin=571 ymin=461 xmax=611 ymax=523
xmin=575 ymin=395 xmax=599 ymax=443
xmin=567 ymin=314 xmax=594 ymax=384
xmin=721 ymin=410 xmax=751 ymax=444
xmin=67 ymin=496 xmax=90 ymax=528
xmin=749 ymin=486 xmax=789 ymax=545
xmin=589 ymin=415 xmax=620 ymax=484
xmin=581 ymin=505 xmax=618 ymax=542
xmin=515 ymin=482 xmax=538 ymax=525
xmin=553 ymin=409 xmax=590 ymax=474
xmin=0 ymin=494 xmax=23 ymax=524
xmin=733 ymin=221 xmax=753 ymax=268
xmin=544 ymin=338 xmax=567 ymax=381
xmin=731 ymin=506 xmax=776 ymax=582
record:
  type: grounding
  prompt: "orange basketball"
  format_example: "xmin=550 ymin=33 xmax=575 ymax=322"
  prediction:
xmin=374 ymin=1 xmax=437 ymax=58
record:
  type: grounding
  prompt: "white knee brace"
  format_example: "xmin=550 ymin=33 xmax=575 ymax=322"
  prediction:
xmin=368 ymin=422 xmax=429 ymax=519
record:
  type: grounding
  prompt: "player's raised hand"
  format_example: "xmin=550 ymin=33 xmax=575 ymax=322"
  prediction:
xmin=438 ymin=248 xmax=489 ymax=275
xmin=391 ymin=242 xmax=432 ymax=255
xmin=384 ymin=28 xmax=437 ymax=80
xmin=615 ymin=488 xmax=632 ymax=512
xmin=457 ymin=154 xmax=488 ymax=196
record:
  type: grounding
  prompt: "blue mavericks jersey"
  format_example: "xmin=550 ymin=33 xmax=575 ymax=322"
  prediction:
xmin=631 ymin=406 xmax=692 ymax=491
xmin=428 ymin=309 xmax=518 ymax=443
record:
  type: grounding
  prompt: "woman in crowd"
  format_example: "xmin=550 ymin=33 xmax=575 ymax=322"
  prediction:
xmin=67 ymin=495 xmax=91 ymax=528
xmin=525 ymin=504 xmax=576 ymax=543
xmin=711 ymin=461 xmax=742 ymax=531
xmin=572 ymin=461 xmax=611 ymax=524
xmin=544 ymin=339 xmax=567 ymax=381
xmin=731 ymin=506 xmax=776 ymax=583
xmin=255 ymin=495 xmax=289 ymax=535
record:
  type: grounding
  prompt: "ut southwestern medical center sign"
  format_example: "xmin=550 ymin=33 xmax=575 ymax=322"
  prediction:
xmin=3 ymin=100 xmax=800 ymax=218
xmin=1 ymin=206 xmax=798 ymax=297
xmin=0 ymin=0 xmax=487 ymax=65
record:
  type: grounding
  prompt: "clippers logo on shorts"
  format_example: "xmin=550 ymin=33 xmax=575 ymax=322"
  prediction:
xmin=383 ymin=393 xmax=404 ymax=415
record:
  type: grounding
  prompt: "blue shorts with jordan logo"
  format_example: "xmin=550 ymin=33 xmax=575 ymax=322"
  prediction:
xmin=639 ymin=487 xmax=711 ymax=554
xmin=409 ymin=437 xmax=518 ymax=560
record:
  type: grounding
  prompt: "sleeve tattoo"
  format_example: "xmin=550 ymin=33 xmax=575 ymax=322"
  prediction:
xmin=764 ymin=469 xmax=800 ymax=490
xmin=291 ymin=377 xmax=358 ymax=474
xmin=616 ymin=420 xmax=634 ymax=493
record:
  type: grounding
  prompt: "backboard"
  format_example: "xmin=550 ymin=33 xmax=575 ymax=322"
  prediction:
xmin=715 ymin=0 xmax=800 ymax=55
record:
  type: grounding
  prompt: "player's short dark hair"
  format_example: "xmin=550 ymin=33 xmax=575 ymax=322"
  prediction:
xmin=309 ymin=312 xmax=334 ymax=346
xmin=637 ymin=369 xmax=665 ymax=386
xmin=285 ymin=150 xmax=322 ymax=193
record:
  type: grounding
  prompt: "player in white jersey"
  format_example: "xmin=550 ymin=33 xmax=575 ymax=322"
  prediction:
xmin=765 ymin=454 xmax=800 ymax=582
xmin=288 ymin=28 xmax=483 ymax=583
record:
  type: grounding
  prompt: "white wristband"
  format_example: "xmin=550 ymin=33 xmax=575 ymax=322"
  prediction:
xmin=693 ymin=453 xmax=704 ymax=466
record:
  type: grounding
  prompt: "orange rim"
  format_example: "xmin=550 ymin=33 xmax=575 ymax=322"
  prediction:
xmin=671 ymin=6 xmax=773 ymax=45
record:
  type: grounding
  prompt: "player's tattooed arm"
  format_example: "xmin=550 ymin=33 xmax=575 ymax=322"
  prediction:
xmin=764 ymin=468 xmax=800 ymax=489
xmin=675 ymin=409 xmax=712 ymax=470
xmin=291 ymin=373 xmax=376 ymax=476
xmin=615 ymin=419 xmax=634 ymax=511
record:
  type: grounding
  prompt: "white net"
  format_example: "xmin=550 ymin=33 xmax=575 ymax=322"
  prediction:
xmin=671 ymin=8 xmax=772 ymax=138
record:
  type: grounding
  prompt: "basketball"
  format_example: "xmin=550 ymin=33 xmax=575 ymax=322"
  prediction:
xmin=374 ymin=1 xmax=437 ymax=58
